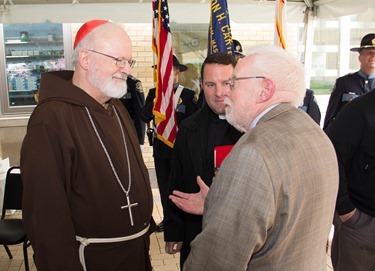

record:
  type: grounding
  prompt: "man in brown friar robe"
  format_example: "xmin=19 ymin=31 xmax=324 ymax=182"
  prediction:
xmin=20 ymin=20 xmax=155 ymax=271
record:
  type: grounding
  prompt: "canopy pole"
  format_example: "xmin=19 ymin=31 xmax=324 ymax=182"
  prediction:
xmin=338 ymin=15 xmax=351 ymax=77
xmin=303 ymin=6 xmax=316 ymax=89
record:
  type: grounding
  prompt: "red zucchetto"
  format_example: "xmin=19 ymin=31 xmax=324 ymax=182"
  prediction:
xmin=73 ymin=20 xmax=108 ymax=49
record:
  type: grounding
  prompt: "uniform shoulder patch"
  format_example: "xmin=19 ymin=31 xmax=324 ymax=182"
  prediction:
xmin=136 ymin=81 xmax=144 ymax=92
xmin=193 ymin=93 xmax=199 ymax=102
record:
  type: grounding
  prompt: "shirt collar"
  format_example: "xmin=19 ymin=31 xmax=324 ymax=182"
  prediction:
xmin=249 ymin=103 xmax=280 ymax=130
xmin=358 ymin=70 xmax=375 ymax=80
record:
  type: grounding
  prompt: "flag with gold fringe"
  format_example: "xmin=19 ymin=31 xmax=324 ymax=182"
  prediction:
xmin=208 ymin=0 xmax=234 ymax=56
xmin=152 ymin=0 xmax=176 ymax=148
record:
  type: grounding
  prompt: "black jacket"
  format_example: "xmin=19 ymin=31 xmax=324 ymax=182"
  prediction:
xmin=328 ymin=90 xmax=375 ymax=217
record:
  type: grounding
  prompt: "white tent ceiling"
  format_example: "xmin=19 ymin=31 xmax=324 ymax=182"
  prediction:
xmin=0 ymin=0 xmax=374 ymax=24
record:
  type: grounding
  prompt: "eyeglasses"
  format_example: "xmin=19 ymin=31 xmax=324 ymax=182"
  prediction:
xmin=229 ymin=76 xmax=265 ymax=90
xmin=88 ymin=49 xmax=136 ymax=68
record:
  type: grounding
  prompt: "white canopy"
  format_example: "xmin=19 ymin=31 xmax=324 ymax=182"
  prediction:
xmin=0 ymin=0 xmax=373 ymax=24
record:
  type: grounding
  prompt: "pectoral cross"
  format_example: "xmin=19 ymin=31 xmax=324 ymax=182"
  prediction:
xmin=121 ymin=194 xmax=138 ymax=226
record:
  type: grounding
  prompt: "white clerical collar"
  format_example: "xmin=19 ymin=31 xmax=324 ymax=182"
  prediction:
xmin=249 ymin=103 xmax=280 ymax=130
xmin=218 ymin=114 xmax=226 ymax=120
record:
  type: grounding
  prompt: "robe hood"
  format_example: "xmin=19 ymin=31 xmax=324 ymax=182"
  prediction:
xmin=38 ymin=70 xmax=107 ymax=110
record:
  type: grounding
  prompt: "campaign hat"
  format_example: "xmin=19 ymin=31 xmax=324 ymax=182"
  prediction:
xmin=350 ymin=33 xmax=375 ymax=52
xmin=173 ymin=55 xmax=188 ymax=71
xmin=233 ymin=39 xmax=245 ymax=57
xmin=152 ymin=55 xmax=188 ymax=72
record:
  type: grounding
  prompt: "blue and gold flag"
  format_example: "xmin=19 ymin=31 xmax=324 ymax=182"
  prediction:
xmin=208 ymin=0 xmax=234 ymax=56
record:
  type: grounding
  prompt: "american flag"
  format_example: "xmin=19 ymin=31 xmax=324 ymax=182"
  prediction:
xmin=275 ymin=0 xmax=287 ymax=49
xmin=208 ymin=0 xmax=234 ymax=56
xmin=152 ymin=0 xmax=176 ymax=148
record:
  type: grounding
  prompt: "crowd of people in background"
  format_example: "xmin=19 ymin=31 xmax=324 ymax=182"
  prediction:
xmin=19 ymin=20 xmax=375 ymax=271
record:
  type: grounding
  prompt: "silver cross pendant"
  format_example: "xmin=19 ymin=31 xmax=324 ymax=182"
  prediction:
xmin=121 ymin=194 xmax=139 ymax=226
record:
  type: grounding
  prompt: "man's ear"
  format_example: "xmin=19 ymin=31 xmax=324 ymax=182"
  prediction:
xmin=78 ymin=49 xmax=90 ymax=70
xmin=257 ymin=78 xmax=275 ymax=103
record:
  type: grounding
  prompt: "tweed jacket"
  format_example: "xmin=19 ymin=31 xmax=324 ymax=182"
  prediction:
xmin=184 ymin=103 xmax=339 ymax=271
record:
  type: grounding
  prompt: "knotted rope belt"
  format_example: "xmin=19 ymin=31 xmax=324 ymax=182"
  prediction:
xmin=76 ymin=224 xmax=150 ymax=271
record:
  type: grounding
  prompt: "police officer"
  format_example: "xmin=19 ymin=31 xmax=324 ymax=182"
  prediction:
xmin=233 ymin=39 xmax=245 ymax=61
xmin=120 ymin=75 xmax=146 ymax=146
xmin=323 ymin=33 xmax=375 ymax=133
xmin=141 ymin=55 xmax=198 ymax=232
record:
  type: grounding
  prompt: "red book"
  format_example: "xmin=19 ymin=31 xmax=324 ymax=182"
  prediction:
xmin=214 ymin=145 xmax=234 ymax=169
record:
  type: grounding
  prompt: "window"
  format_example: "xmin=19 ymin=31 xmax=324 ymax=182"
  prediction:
xmin=0 ymin=21 xmax=66 ymax=115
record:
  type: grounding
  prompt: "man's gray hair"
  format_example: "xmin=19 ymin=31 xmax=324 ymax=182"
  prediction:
xmin=245 ymin=44 xmax=306 ymax=107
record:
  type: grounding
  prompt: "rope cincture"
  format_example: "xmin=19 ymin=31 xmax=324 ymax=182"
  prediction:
xmin=76 ymin=224 xmax=150 ymax=271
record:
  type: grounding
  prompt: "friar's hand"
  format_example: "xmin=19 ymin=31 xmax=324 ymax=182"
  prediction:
xmin=169 ymin=176 xmax=209 ymax=215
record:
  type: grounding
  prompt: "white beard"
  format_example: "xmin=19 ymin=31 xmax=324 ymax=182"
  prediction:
xmin=101 ymin=76 xmax=127 ymax=98
xmin=88 ymin=64 xmax=127 ymax=98
xmin=225 ymin=99 xmax=247 ymax=133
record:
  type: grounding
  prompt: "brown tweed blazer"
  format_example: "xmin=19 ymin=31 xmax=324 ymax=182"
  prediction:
xmin=184 ymin=103 xmax=338 ymax=271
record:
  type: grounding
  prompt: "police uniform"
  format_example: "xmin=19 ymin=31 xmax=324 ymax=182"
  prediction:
xmin=323 ymin=33 xmax=375 ymax=133
xmin=323 ymin=72 xmax=375 ymax=133
xmin=120 ymin=75 xmax=146 ymax=145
